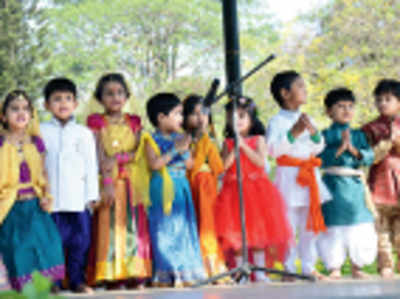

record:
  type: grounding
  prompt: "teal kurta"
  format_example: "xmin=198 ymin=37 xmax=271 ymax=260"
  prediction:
xmin=319 ymin=123 xmax=375 ymax=226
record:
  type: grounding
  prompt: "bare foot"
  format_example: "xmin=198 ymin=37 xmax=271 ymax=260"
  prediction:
xmin=174 ymin=279 xmax=184 ymax=288
xmin=380 ymin=267 xmax=394 ymax=279
xmin=152 ymin=281 xmax=170 ymax=288
xmin=351 ymin=265 xmax=370 ymax=279
xmin=310 ymin=270 xmax=329 ymax=281
xmin=328 ymin=269 xmax=342 ymax=280
xmin=51 ymin=284 xmax=61 ymax=294
xmin=281 ymin=275 xmax=296 ymax=282
xmin=73 ymin=283 xmax=94 ymax=294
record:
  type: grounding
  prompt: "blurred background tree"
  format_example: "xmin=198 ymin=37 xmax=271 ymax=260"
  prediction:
xmin=1 ymin=0 xmax=399 ymax=132
xmin=0 ymin=0 xmax=52 ymax=98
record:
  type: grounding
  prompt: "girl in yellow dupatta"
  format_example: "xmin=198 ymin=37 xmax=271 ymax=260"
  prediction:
xmin=0 ymin=90 xmax=64 ymax=291
xmin=183 ymin=95 xmax=228 ymax=280
xmin=86 ymin=74 xmax=151 ymax=289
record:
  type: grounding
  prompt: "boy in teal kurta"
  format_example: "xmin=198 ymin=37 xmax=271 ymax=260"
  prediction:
xmin=317 ymin=88 xmax=377 ymax=279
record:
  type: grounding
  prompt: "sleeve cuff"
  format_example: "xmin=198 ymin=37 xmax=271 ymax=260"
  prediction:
xmin=287 ymin=131 xmax=295 ymax=144
xmin=310 ymin=132 xmax=321 ymax=144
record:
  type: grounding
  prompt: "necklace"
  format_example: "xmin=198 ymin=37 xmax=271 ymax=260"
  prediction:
xmin=6 ymin=133 xmax=29 ymax=154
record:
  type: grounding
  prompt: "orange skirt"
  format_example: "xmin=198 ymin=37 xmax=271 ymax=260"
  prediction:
xmin=191 ymin=172 xmax=227 ymax=277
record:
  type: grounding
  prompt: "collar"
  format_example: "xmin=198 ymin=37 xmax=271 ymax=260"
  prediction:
xmin=50 ymin=116 xmax=76 ymax=127
xmin=331 ymin=122 xmax=350 ymax=130
xmin=279 ymin=108 xmax=301 ymax=119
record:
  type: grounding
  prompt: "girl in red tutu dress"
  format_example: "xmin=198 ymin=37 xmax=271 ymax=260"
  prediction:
xmin=216 ymin=97 xmax=292 ymax=282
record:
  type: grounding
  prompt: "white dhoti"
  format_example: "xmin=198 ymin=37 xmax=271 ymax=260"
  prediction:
xmin=318 ymin=222 xmax=377 ymax=269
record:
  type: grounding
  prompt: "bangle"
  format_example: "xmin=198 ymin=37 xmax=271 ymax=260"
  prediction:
xmin=103 ymin=177 xmax=113 ymax=185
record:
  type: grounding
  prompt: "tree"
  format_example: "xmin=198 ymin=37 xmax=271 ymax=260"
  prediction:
xmin=0 ymin=0 xmax=52 ymax=99
xmin=301 ymin=0 xmax=400 ymax=126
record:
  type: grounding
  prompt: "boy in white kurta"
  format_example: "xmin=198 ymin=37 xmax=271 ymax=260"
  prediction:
xmin=266 ymin=71 xmax=331 ymax=280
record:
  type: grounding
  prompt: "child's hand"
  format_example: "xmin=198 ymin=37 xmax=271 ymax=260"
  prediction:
xmin=290 ymin=114 xmax=308 ymax=138
xmin=302 ymin=114 xmax=318 ymax=136
xmin=40 ymin=197 xmax=51 ymax=211
xmin=336 ymin=129 xmax=350 ymax=158
xmin=391 ymin=126 xmax=400 ymax=154
xmin=101 ymin=156 xmax=116 ymax=174
xmin=102 ymin=184 xmax=115 ymax=206
xmin=175 ymin=134 xmax=192 ymax=153
xmin=342 ymin=129 xmax=351 ymax=147
xmin=88 ymin=200 xmax=100 ymax=211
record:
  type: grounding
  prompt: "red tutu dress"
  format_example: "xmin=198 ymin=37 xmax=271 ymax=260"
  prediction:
xmin=216 ymin=136 xmax=292 ymax=264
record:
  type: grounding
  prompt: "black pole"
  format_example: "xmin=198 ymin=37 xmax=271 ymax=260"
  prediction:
xmin=192 ymin=1 xmax=315 ymax=287
xmin=222 ymin=0 xmax=249 ymax=274
xmin=222 ymin=0 xmax=242 ymax=96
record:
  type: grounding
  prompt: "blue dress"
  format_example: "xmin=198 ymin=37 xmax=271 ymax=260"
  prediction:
xmin=148 ymin=132 xmax=206 ymax=284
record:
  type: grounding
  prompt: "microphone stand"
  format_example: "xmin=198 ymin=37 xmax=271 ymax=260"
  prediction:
xmin=192 ymin=55 xmax=315 ymax=287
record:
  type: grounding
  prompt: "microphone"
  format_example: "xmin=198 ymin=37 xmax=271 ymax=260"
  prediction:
xmin=202 ymin=78 xmax=220 ymax=115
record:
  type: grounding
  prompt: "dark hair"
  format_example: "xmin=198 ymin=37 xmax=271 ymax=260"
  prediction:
xmin=270 ymin=70 xmax=301 ymax=108
xmin=224 ymin=96 xmax=265 ymax=138
xmin=373 ymin=79 xmax=400 ymax=99
xmin=146 ymin=93 xmax=181 ymax=127
xmin=44 ymin=77 xmax=77 ymax=103
xmin=183 ymin=94 xmax=202 ymax=130
xmin=94 ymin=73 xmax=131 ymax=102
xmin=324 ymin=87 xmax=356 ymax=109
xmin=1 ymin=90 xmax=34 ymax=129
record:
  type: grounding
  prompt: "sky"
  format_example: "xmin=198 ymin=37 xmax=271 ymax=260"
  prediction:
xmin=267 ymin=0 xmax=328 ymax=21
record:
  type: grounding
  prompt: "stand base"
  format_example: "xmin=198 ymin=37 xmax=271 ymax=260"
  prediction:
xmin=192 ymin=263 xmax=316 ymax=287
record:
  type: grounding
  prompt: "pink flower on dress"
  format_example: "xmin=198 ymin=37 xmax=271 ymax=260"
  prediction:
xmin=87 ymin=113 xmax=106 ymax=131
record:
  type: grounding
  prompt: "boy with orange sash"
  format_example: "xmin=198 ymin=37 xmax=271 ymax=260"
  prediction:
xmin=266 ymin=71 xmax=331 ymax=280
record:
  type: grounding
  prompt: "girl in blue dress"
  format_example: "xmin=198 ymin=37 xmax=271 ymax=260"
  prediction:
xmin=137 ymin=93 xmax=206 ymax=287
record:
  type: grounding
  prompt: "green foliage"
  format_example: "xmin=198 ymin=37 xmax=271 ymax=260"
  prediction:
xmin=0 ymin=272 xmax=63 ymax=299
xmin=0 ymin=0 xmax=52 ymax=99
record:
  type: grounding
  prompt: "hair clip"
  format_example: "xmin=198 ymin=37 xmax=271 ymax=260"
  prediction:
xmin=239 ymin=97 xmax=247 ymax=105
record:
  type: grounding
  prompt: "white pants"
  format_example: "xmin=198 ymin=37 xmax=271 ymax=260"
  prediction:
xmin=318 ymin=222 xmax=377 ymax=270
xmin=285 ymin=206 xmax=318 ymax=275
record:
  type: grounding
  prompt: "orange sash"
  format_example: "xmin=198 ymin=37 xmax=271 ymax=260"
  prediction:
xmin=277 ymin=155 xmax=326 ymax=234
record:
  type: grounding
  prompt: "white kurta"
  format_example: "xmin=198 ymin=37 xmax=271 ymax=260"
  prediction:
xmin=266 ymin=109 xmax=331 ymax=274
xmin=266 ymin=109 xmax=331 ymax=207
xmin=41 ymin=118 xmax=100 ymax=212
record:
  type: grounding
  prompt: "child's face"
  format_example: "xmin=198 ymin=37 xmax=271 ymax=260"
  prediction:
xmin=101 ymin=82 xmax=127 ymax=113
xmin=186 ymin=104 xmax=209 ymax=131
xmin=283 ymin=77 xmax=307 ymax=109
xmin=46 ymin=91 xmax=77 ymax=121
xmin=159 ymin=104 xmax=183 ymax=133
xmin=375 ymin=93 xmax=400 ymax=117
xmin=327 ymin=100 xmax=354 ymax=124
xmin=4 ymin=97 xmax=31 ymax=131
xmin=229 ymin=108 xmax=251 ymax=136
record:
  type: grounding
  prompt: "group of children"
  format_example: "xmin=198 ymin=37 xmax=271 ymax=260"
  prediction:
xmin=0 ymin=70 xmax=400 ymax=293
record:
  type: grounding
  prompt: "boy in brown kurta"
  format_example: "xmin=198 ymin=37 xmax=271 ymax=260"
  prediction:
xmin=362 ymin=79 xmax=400 ymax=278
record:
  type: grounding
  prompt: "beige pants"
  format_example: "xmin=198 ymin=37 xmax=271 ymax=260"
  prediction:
xmin=376 ymin=205 xmax=400 ymax=270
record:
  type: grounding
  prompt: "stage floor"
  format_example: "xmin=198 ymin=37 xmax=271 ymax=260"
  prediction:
xmin=64 ymin=277 xmax=400 ymax=299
